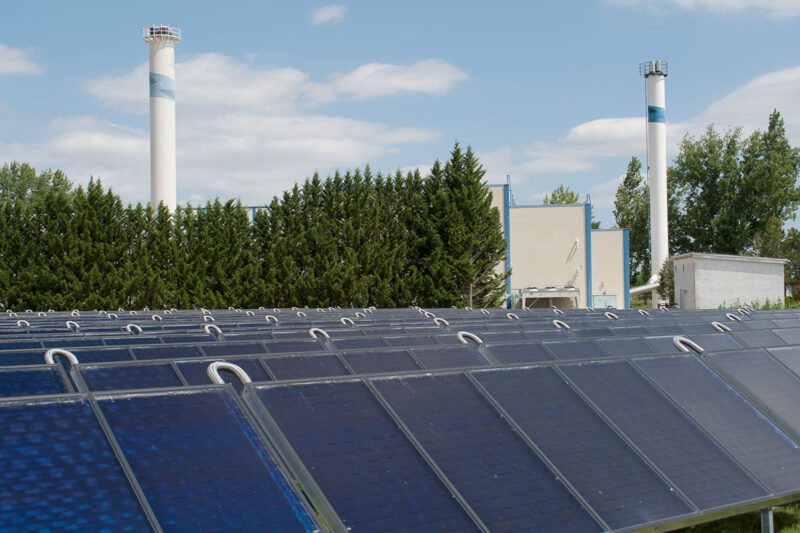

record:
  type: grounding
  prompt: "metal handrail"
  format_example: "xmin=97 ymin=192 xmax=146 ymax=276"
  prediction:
xmin=340 ymin=317 xmax=355 ymax=326
xmin=152 ymin=314 xmax=163 ymax=321
xmin=507 ymin=313 xmax=520 ymax=320
xmin=605 ymin=311 xmax=619 ymax=320
xmin=65 ymin=320 xmax=80 ymax=331
xmin=296 ymin=311 xmax=307 ymax=317
xmin=553 ymin=319 xmax=570 ymax=330
xmin=126 ymin=324 xmax=143 ymax=335
xmin=265 ymin=315 xmax=279 ymax=325
xmin=480 ymin=309 xmax=490 ymax=315
xmin=434 ymin=317 xmax=450 ymax=326
xmin=16 ymin=320 xmax=30 ymax=328
xmin=639 ymin=309 xmax=650 ymax=316
xmin=203 ymin=315 xmax=215 ymax=323
xmin=711 ymin=321 xmax=732 ymax=332
xmin=727 ymin=313 xmax=743 ymax=322
xmin=553 ymin=308 xmax=565 ymax=317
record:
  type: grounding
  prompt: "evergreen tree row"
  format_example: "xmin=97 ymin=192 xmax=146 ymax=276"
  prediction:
xmin=0 ymin=144 xmax=508 ymax=311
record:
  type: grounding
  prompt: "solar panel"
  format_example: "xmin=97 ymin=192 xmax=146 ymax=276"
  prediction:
xmin=104 ymin=336 xmax=163 ymax=346
xmin=41 ymin=338 xmax=105 ymax=348
xmin=542 ymin=339 xmax=608 ymax=360
xmin=480 ymin=332 xmax=526 ymax=344
xmin=97 ymin=389 xmax=316 ymax=532
xmin=774 ymin=328 xmax=800 ymax=345
xmin=264 ymin=339 xmax=326 ymax=354
xmin=255 ymin=381 xmax=478 ymax=531
xmin=374 ymin=374 xmax=604 ymax=532
xmin=485 ymin=342 xmax=553 ymax=364
xmin=0 ymin=398 xmax=152 ymax=531
xmin=731 ymin=330 xmax=786 ymax=349
xmin=329 ymin=337 xmax=388 ymax=350
xmin=0 ymin=368 xmax=68 ymax=397
xmin=636 ymin=354 xmax=800 ymax=494
xmin=342 ymin=350 xmax=421 ymax=374
xmin=265 ymin=354 xmax=350 ymax=380
xmin=202 ymin=342 xmax=267 ymax=356
xmin=596 ymin=337 xmax=657 ymax=356
xmin=708 ymin=349 xmax=800 ymax=439
xmin=475 ymin=366 xmax=692 ymax=530
xmin=71 ymin=348 xmax=133 ymax=363
xmin=562 ymin=360 xmax=768 ymax=509
xmin=133 ymin=344 xmax=203 ymax=360
xmin=0 ymin=351 xmax=46 ymax=367
xmin=80 ymin=363 xmax=182 ymax=391
xmin=411 ymin=346 xmax=485 ymax=369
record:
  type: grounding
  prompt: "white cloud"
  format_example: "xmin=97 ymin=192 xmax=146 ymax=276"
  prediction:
xmin=310 ymin=5 xmax=347 ymax=26
xmin=611 ymin=0 xmax=800 ymax=17
xmin=306 ymin=59 xmax=469 ymax=103
xmin=693 ymin=65 xmax=800 ymax=139
xmin=8 ymin=53 xmax=453 ymax=206
xmin=87 ymin=54 xmax=467 ymax=112
xmin=0 ymin=44 xmax=44 ymax=76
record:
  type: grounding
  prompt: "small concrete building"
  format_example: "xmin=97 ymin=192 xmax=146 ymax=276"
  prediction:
xmin=672 ymin=253 xmax=789 ymax=309
xmin=489 ymin=183 xmax=630 ymax=309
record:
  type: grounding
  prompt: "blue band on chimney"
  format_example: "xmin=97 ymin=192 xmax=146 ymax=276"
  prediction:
xmin=150 ymin=73 xmax=174 ymax=101
xmin=648 ymin=105 xmax=665 ymax=123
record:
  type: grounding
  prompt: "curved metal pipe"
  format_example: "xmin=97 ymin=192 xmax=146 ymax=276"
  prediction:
xmin=673 ymin=335 xmax=705 ymax=354
xmin=204 ymin=324 xmax=222 ymax=336
xmin=553 ymin=319 xmax=570 ymax=330
xmin=309 ymin=327 xmax=330 ymax=339
xmin=45 ymin=348 xmax=79 ymax=366
xmin=207 ymin=361 xmax=252 ymax=385
xmin=456 ymin=331 xmax=484 ymax=345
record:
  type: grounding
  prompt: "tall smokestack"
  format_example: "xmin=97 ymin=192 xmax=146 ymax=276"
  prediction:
xmin=143 ymin=23 xmax=180 ymax=212
xmin=641 ymin=60 xmax=668 ymax=286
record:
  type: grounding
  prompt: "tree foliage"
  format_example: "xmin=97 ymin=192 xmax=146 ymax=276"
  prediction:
xmin=0 ymin=143 xmax=508 ymax=310
xmin=543 ymin=184 xmax=580 ymax=205
xmin=614 ymin=111 xmax=800 ymax=285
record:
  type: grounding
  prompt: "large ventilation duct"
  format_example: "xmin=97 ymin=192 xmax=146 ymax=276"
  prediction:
xmin=143 ymin=23 xmax=181 ymax=212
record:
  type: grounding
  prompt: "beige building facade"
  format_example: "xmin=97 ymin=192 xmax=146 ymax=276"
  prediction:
xmin=490 ymin=184 xmax=630 ymax=309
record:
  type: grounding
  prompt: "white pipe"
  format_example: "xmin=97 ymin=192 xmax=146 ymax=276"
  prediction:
xmin=644 ymin=61 xmax=668 ymax=285
xmin=143 ymin=24 xmax=180 ymax=212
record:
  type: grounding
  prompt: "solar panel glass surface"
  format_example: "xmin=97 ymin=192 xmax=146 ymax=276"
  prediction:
xmin=636 ymin=354 xmax=800 ymax=494
xmin=0 ymin=399 xmax=151 ymax=532
xmin=562 ymin=360 xmax=767 ymax=509
xmin=256 ymin=381 xmax=478 ymax=532
xmin=374 ymin=374 xmax=603 ymax=532
xmin=475 ymin=366 xmax=691 ymax=530
xmin=98 ymin=389 xmax=315 ymax=532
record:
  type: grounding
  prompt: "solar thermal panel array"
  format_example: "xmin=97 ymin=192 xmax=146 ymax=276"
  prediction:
xmin=1 ymin=305 xmax=800 ymax=531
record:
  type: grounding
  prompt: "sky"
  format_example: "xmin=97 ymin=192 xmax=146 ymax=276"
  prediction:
xmin=1 ymin=0 xmax=799 ymax=227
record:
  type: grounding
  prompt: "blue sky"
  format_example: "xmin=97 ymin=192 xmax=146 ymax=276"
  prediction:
xmin=1 ymin=0 xmax=799 ymax=227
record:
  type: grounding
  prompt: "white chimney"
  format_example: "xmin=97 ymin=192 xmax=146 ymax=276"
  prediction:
xmin=143 ymin=23 xmax=181 ymax=212
xmin=641 ymin=60 xmax=668 ymax=285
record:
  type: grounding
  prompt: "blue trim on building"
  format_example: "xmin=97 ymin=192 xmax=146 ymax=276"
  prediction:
xmin=149 ymin=72 xmax=175 ymax=100
xmin=623 ymin=228 xmax=630 ymax=309
xmin=585 ymin=203 xmax=592 ymax=308
xmin=648 ymin=105 xmax=665 ymax=123
xmin=503 ymin=184 xmax=512 ymax=309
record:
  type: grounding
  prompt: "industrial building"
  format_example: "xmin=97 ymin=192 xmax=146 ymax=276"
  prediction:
xmin=489 ymin=183 xmax=629 ymax=310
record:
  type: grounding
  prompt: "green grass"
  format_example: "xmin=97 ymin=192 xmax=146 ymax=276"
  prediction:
xmin=676 ymin=504 xmax=800 ymax=532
